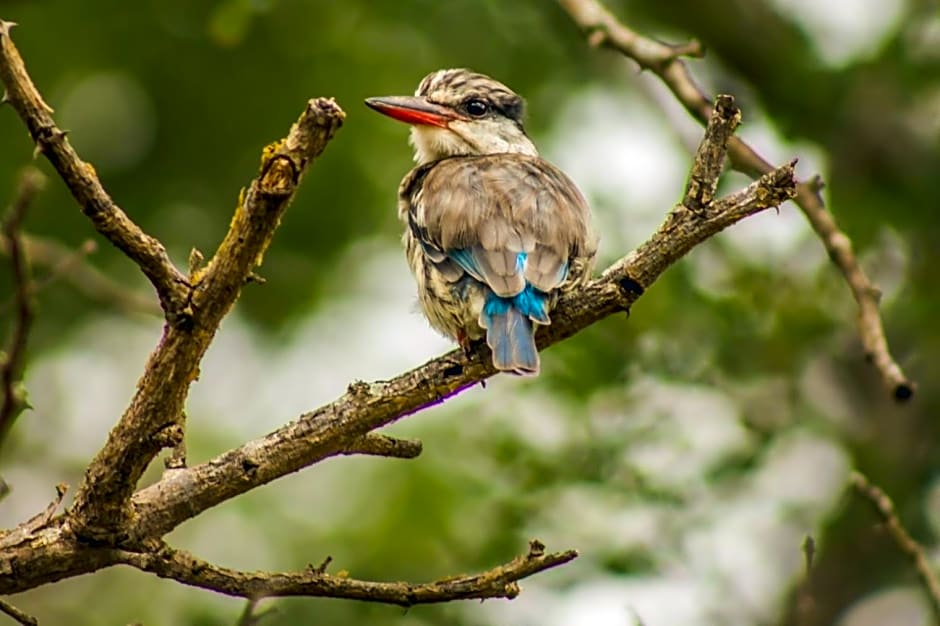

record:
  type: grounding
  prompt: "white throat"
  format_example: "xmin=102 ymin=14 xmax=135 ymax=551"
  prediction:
xmin=409 ymin=122 xmax=538 ymax=164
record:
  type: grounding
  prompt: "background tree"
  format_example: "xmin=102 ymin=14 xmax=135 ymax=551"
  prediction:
xmin=0 ymin=1 xmax=934 ymax=625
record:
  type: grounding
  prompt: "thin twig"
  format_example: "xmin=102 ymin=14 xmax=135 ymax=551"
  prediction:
xmin=557 ymin=0 xmax=914 ymax=400
xmin=0 ymin=20 xmax=189 ymax=318
xmin=792 ymin=534 xmax=817 ymax=623
xmin=236 ymin=598 xmax=277 ymax=626
xmin=117 ymin=539 xmax=577 ymax=607
xmin=851 ymin=472 xmax=940 ymax=621
xmin=0 ymin=483 xmax=67 ymax=550
xmin=0 ymin=167 xmax=44 ymax=448
xmin=0 ymin=235 xmax=161 ymax=316
xmin=0 ymin=598 xmax=37 ymax=626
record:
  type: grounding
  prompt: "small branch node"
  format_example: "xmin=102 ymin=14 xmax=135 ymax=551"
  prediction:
xmin=188 ymin=247 xmax=205 ymax=275
xmin=308 ymin=556 xmax=333 ymax=575
xmin=527 ymin=539 xmax=546 ymax=558
xmin=587 ymin=28 xmax=606 ymax=48
xmin=245 ymin=271 xmax=267 ymax=285
xmin=673 ymin=38 xmax=705 ymax=59
xmin=341 ymin=432 xmax=423 ymax=459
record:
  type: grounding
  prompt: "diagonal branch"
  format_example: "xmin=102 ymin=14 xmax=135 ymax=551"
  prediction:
xmin=0 ymin=94 xmax=795 ymax=596
xmin=129 ymin=101 xmax=796 ymax=541
xmin=557 ymin=0 xmax=914 ymax=401
xmin=0 ymin=21 xmax=189 ymax=319
xmin=0 ymin=598 xmax=37 ymax=626
xmin=116 ymin=540 xmax=577 ymax=607
xmin=67 ymin=98 xmax=345 ymax=541
xmin=851 ymin=472 xmax=940 ymax=621
xmin=0 ymin=167 xmax=44 ymax=448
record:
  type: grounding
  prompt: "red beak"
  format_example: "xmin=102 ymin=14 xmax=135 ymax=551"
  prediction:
xmin=365 ymin=96 xmax=460 ymax=128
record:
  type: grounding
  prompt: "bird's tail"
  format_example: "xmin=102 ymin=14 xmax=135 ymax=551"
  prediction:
xmin=480 ymin=287 xmax=548 ymax=376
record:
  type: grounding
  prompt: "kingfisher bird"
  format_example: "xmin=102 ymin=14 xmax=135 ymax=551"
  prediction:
xmin=365 ymin=69 xmax=596 ymax=375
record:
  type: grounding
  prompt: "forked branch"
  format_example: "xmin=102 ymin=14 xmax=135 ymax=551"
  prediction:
xmin=0 ymin=20 xmax=189 ymax=318
xmin=0 ymin=18 xmax=796 ymax=613
xmin=557 ymin=0 xmax=914 ymax=400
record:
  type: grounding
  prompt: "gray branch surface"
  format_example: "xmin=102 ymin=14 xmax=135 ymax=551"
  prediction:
xmin=0 ymin=15 xmax=796 ymax=610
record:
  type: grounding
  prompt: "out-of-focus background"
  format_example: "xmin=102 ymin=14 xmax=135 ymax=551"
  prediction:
xmin=0 ymin=0 xmax=936 ymax=624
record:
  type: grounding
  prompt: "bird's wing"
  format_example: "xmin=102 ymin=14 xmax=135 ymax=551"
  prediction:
xmin=405 ymin=154 xmax=595 ymax=297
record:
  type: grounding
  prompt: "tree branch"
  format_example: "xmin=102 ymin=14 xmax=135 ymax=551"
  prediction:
xmin=557 ymin=0 xmax=915 ymax=401
xmin=0 ymin=92 xmax=796 ymax=597
xmin=683 ymin=94 xmax=740 ymax=210
xmin=0 ymin=167 xmax=44 ymax=449
xmin=851 ymin=472 xmax=940 ymax=621
xmin=0 ymin=598 xmax=37 ymax=626
xmin=66 ymin=98 xmax=345 ymax=540
xmin=0 ymin=234 xmax=162 ymax=317
xmin=127 ymin=99 xmax=795 ymax=542
xmin=0 ymin=15 xmax=797 ymax=609
xmin=0 ymin=20 xmax=189 ymax=319
xmin=116 ymin=539 xmax=577 ymax=607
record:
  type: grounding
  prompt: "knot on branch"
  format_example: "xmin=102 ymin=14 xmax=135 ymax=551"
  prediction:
xmin=259 ymin=156 xmax=296 ymax=195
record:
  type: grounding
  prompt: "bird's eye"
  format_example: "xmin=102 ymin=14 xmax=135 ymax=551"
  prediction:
xmin=464 ymin=99 xmax=489 ymax=117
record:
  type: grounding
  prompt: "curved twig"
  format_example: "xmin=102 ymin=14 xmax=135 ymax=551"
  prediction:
xmin=557 ymin=0 xmax=914 ymax=400
xmin=117 ymin=539 xmax=576 ymax=606
xmin=851 ymin=472 xmax=940 ymax=621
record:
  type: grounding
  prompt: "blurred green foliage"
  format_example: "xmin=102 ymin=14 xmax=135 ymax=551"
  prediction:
xmin=1 ymin=0 xmax=938 ymax=625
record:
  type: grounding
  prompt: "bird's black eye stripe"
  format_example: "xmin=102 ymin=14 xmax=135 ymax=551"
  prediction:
xmin=463 ymin=98 xmax=489 ymax=117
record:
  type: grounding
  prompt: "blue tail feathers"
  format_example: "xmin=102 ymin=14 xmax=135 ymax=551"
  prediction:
xmin=480 ymin=285 xmax=549 ymax=375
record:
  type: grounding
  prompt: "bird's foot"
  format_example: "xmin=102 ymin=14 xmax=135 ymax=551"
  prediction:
xmin=457 ymin=330 xmax=485 ymax=358
xmin=457 ymin=329 xmax=473 ymax=356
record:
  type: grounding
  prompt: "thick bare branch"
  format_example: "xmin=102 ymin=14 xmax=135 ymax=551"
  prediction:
xmin=0 ymin=20 xmax=189 ymax=318
xmin=0 ymin=89 xmax=794 ymax=595
xmin=67 ymin=98 xmax=345 ymax=541
xmin=0 ymin=167 xmax=44 ymax=447
xmin=116 ymin=540 xmax=577 ymax=607
xmin=129 ymin=134 xmax=796 ymax=542
xmin=557 ymin=0 xmax=914 ymax=400
xmin=851 ymin=472 xmax=940 ymax=621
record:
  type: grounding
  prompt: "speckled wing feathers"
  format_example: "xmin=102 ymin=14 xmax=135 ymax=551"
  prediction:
xmin=405 ymin=154 xmax=594 ymax=299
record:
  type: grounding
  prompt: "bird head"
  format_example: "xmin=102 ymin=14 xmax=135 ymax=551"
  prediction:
xmin=365 ymin=69 xmax=538 ymax=164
